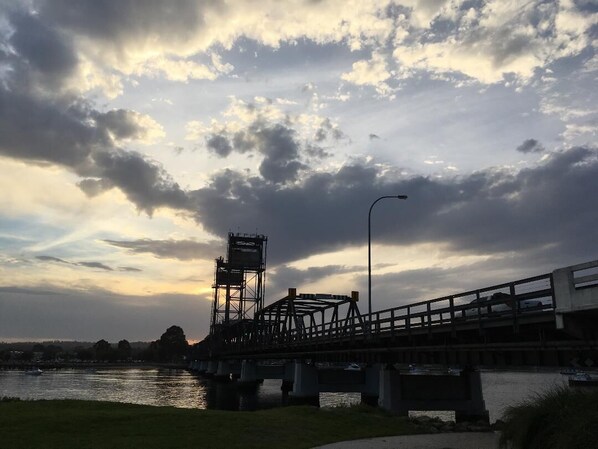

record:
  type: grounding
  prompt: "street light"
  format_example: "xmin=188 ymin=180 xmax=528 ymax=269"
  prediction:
xmin=368 ymin=195 xmax=408 ymax=320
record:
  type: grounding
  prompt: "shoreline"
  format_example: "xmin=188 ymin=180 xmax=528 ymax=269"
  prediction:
xmin=0 ymin=361 xmax=188 ymax=370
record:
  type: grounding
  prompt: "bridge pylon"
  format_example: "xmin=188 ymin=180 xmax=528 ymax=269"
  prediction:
xmin=210 ymin=232 xmax=268 ymax=337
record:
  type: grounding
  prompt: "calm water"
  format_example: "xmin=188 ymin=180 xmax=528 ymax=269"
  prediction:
xmin=0 ymin=367 xmax=569 ymax=422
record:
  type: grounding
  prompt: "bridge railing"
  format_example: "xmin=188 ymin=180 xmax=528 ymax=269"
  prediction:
xmin=242 ymin=272 xmax=555 ymax=351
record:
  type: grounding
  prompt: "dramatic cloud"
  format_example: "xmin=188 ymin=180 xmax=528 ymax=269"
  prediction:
xmin=189 ymin=146 xmax=598 ymax=266
xmin=188 ymin=97 xmax=342 ymax=184
xmin=516 ymin=139 xmax=545 ymax=154
xmin=1 ymin=1 xmax=596 ymax=342
xmin=103 ymin=238 xmax=222 ymax=261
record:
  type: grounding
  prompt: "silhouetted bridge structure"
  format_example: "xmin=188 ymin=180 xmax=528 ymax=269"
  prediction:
xmin=192 ymin=258 xmax=598 ymax=421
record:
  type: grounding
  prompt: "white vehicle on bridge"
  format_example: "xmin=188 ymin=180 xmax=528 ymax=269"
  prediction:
xmin=464 ymin=292 xmax=543 ymax=317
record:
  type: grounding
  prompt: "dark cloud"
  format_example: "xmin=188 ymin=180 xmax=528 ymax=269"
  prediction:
xmin=8 ymin=10 xmax=78 ymax=90
xmin=369 ymin=133 xmax=380 ymax=140
xmin=118 ymin=266 xmax=142 ymax=272
xmin=87 ymin=149 xmax=189 ymax=215
xmin=38 ymin=0 xmax=210 ymax=52
xmin=94 ymin=109 xmax=148 ymax=141
xmin=76 ymin=261 xmax=113 ymax=271
xmin=103 ymin=238 xmax=222 ymax=261
xmin=205 ymin=122 xmax=308 ymax=184
xmin=255 ymin=124 xmax=307 ymax=183
xmin=0 ymin=285 xmax=212 ymax=341
xmin=0 ymin=86 xmax=185 ymax=217
xmin=189 ymin=146 xmax=598 ymax=269
xmin=314 ymin=118 xmax=344 ymax=142
xmin=268 ymin=264 xmax=363 ymax=298
xmin=0 ymin=9 xmax=187 ymax=216
xmin=516 ymin=138 xmax=545 ymax=153
xmin=35 ymin=255 xmax=143 ymax=272
xmin=206 ymin=134 xmax=233 ymax=157
xmin=0 ymin=286 xmax=61 ymax=296
xmin=35 ymin=255 xmax=71 ymax=264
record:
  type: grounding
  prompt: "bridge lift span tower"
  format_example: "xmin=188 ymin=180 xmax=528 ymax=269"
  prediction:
xmin=210 ymin=232 xmax=267 ymax=334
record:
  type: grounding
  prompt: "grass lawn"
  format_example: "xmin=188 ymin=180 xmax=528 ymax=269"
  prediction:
xmin=0 ymin=400 xmax=419 ymax=449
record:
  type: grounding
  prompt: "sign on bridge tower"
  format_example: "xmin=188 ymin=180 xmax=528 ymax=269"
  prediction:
xmin=210 ymin=232 xmax=267 ymax=334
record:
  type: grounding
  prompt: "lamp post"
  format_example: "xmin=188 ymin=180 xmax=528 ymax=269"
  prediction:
xmin=368 ymin=195 xmax=408 ymax=320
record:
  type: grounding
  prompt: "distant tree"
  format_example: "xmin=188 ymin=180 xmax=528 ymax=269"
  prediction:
xmin=93 ymin=339 xmax=114 ymax=361
xmin=158 ymin=326 xmax=189 ymax=362
xmin=42 ymin=344 xmax=63 ymax=361
xmin=117 ymin=339 xmax=132 ymax=360
xmin=32 ymin=343 xmax=45 ymax=353
xmin=75 ymin=346 xmax=93 ymax=361
xmin=140 ymin=340 xmax=160 ymax=362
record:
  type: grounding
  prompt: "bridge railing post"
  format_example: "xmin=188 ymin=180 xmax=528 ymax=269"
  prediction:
xmin=510 ymin=283 xmax=519 ymax=334
xmin=426 ymin=302 xmax=432 ymax=338
xmin=449 ymin=296 xmax=456 ymax=337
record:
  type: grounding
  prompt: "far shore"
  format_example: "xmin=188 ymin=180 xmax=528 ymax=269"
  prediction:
xmin=0 ymin=361 xmax=188 ymax=370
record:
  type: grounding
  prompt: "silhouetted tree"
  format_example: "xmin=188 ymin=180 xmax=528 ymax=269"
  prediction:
xmin=93 ymin=339 xmax=114 ymax=361
xmin=75 ymin=346 xmax=93 ymax=361
xmin=158 ymin=326 xmax=189 ymax=362
xmin=117 ymin=339 xmax=132 ymax=360
xmin=140 ymin=340 xmax=160 ymax=362
xmin=42 ymin=344 xmax=63 ymax=361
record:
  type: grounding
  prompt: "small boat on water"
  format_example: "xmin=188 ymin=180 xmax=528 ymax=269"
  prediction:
xmin=407 ymin=364 xmax=429 ymax=375
xmin=24 ymin=368 xmax=43 ymax=376
xmin=344 ymin=363 xmax=361 ymax=371
xmin=568 ymin=372 xmax=598 ymax=386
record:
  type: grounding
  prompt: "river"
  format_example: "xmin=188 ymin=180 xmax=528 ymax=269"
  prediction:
xmin=0 ymin=367 xmax=569 ymax=422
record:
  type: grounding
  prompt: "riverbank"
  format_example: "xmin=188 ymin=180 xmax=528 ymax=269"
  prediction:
xmin=0 ymin=400 xmax=425 ymax=449
xmin=0 ymin=361 xmax=187 ymax=370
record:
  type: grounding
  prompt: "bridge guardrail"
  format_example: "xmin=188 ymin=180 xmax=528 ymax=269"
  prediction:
xmin=233 ymin=272 xmax=555 ymax=353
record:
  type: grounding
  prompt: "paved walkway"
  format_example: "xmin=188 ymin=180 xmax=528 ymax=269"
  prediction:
xmin=312 ymin=432 xmax=500 ymax=449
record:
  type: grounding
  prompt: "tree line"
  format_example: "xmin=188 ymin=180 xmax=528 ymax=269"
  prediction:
xmin=0 ymin=325 xmax=189 ymax=364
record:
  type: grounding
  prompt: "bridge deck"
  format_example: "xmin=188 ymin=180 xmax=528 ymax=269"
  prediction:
xmin=199 ymin=260 xmax=598 ymax=366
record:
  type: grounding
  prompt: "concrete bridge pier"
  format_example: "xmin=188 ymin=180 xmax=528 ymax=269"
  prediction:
xmin=378 ymin=366 xmax=489 ymax=423
xmin=204 ymin=360 xmax=219 ymax=377
xmin=197 ymin=360 xmax=208 ymax=373
xmin=214 ymin=360 xmax=232 ymax=381
xmin=289 ymin=361 xmax=319 ymax=406
xmin=361 ymin=363 xmax=381 ymax=406
xmin=238 ymin=360 xmax=260 ymax=389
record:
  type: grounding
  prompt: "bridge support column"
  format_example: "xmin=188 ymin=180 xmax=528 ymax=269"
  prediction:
xmin=289 ymin=362 xmax=319 ymax=406
xmin=361 ymin=363 xmax=381 ymax=406
xmin=205 ymin=360 xmax=219 ymax=377
xmin=378 ymin=366 xmax=489 ymax=423
xmin=378 ymin=365 xmax=407 ymax=416
xmin=238 ymin=360 xmax=260 ymax=388
xmin=454 ymin=369 xmax=489 ymax=423
xmin=198 ymin=360 xmax=208 ymax=373
xmin=214 ymin=360 xmax=232 ymax=381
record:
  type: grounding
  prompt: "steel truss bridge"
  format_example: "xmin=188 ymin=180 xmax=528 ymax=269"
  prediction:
xmin=197 ymin=260 xmax=598 ymax=368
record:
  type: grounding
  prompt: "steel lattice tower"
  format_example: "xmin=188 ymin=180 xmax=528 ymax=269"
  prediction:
xmin=210 ymin=232 xmax=267 ymax=334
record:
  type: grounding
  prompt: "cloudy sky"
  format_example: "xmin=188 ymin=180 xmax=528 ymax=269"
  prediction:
xmin=0 ymin=0 xmax=596 ymax=343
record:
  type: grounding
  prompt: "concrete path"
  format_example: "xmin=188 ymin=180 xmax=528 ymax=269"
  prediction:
xmin=312 ymin=432 xmax=500 ymax=449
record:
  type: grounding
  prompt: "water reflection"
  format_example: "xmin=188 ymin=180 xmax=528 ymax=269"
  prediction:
xmin=0 ymin=367 xmax=570 ymax=420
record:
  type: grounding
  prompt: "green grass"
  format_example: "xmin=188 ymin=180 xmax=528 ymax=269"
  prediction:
xmin=499 ymin=386 xmax=598 ymax=449
xmin=0 ymin=400 xmax=419 ymax=449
